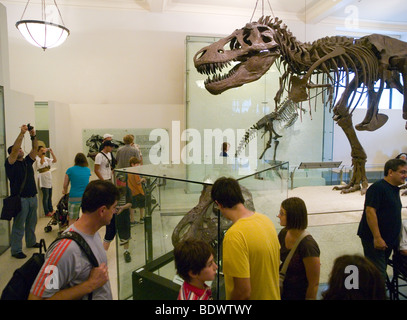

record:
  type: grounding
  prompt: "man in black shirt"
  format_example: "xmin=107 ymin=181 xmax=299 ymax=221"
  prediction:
xmin=358 ymin=158 xmax=407 ymax=280
xmin=5 ymin=124 xmax=40 ymax=259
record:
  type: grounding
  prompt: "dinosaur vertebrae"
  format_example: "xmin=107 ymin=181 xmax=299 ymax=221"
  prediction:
xmin=257 ymin=16 xmax=380 ymax=112
xmin=257 ymin=16 xmax=313 ymax=72
xmin=235 ymin=99 xmax=299 ymax=157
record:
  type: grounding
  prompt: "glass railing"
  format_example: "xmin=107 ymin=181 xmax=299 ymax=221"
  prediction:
xmin=114 ymin=160 xmax=289 ymax=300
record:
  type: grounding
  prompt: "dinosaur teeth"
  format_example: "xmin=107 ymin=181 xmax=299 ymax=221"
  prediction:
xmin=197 ymin=59 xmax=236 ymax=77
xmin=200 ymin=60 xmax=239 ymax=85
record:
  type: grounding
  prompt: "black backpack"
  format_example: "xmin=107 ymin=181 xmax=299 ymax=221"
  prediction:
xmin=1 ymin=231 xmax=98 ymax=300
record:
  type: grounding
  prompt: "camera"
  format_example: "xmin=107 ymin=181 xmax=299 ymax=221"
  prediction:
xmin=27 ymin=123 xmax=34 ymax=131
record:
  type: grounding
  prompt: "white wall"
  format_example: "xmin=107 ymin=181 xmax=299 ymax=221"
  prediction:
xmin=2 ymin=3 xmax=337 ymax=105
xmin=1 ymin=4 xmax=35 ymax=156
xmin=4 ymin=89 xmax=35 ymax=150
xmin=48 ymin=101 xmax=72 ymax=203
xmin=0 ymin=3 xmax=9 ymax=89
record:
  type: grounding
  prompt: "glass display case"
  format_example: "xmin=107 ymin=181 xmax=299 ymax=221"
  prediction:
xmin=114 ymin=160 xmax=289 ymax=300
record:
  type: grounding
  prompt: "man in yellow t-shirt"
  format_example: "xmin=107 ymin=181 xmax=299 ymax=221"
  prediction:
xmin=211 ymin=177 xmax=280 ymax=300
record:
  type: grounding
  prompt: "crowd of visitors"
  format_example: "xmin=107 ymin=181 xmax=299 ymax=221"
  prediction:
xmin=3 ymin=125 xmax=407 ymax=300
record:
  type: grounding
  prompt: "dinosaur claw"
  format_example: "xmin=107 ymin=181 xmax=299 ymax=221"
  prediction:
xmin=355 ymin=114 xmax=388 ymax=131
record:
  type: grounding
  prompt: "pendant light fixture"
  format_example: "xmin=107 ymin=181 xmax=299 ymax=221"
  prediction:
xmin=16 ymin=0 xmax=70 ymax=51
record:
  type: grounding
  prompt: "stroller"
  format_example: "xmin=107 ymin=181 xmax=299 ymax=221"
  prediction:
xmin=44 ymin=193 xmax=69 ymax=235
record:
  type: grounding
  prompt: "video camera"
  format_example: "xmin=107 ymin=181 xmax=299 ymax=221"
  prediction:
xmin=27 ymin=123 xmax=34 ymax=131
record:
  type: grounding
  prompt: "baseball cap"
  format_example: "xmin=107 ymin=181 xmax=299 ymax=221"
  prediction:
xmin=103 ymin=133 xmax=113 ymax=139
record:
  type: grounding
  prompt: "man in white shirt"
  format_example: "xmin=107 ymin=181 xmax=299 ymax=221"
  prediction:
xmin=94 ymin=140 xmax=114 ymax=181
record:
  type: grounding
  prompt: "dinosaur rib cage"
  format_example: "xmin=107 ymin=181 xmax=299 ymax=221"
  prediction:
xmin=313 ymin=43 xmax=379 ymax=112
xmin=259 ymin=16 xmax=380 ymax=114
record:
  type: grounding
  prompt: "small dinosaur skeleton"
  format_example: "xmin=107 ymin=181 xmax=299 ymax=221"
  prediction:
xmin=194 ymin=16 xmax=407 ymax=194
xmin=235 ymin=98 xmax=302 ymax=160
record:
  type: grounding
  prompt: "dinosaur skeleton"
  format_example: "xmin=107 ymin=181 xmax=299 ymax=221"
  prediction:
xmin=194 ymin=16 xmax=407 ymax=194
xmin=235 ymin=98 xmax=302 ymax=160
xmin=171 ymin=184 xmax=255 ymax=248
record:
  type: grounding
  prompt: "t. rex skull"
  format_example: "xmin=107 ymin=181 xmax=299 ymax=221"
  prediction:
xmin=194 ymin=21 xmax=280 ymax=95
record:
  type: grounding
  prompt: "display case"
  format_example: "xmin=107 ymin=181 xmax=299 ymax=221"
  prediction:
xmin=114 ymin=160 xmax=289 ymax=300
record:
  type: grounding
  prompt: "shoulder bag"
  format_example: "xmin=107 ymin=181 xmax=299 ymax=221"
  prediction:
xmin=99 ymin=152 xmax=112 ymax=168
xmin=279 ymin=230 xmax=309 ymax=295
xmin=1 ymin=162 xmax=27 ymax=221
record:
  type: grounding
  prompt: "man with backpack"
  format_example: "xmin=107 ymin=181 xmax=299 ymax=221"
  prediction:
xmin=94 ymin=140 xmax=115 ymax=181
xmin=28 ymin=180 xmax=120 ymax=300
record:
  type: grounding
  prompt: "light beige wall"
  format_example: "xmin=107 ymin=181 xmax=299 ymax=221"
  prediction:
xmin=0 ymin=3 xmax=9 ymax=89
xmin=2 ymin=3 xmax=337 ymax=105
xmin=48 ymin=101 xmax=71 ymax=204
xmin=4 ymin=89 xmax=35 ymax=150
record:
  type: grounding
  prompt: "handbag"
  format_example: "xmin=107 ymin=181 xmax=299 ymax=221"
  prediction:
xmin=1 ymin=163 xmax=27 ymax=221
xmin=279 ymin=230 xmax=309 ymax=295
xmin=1 ymin=195 xmax=22 ymax=221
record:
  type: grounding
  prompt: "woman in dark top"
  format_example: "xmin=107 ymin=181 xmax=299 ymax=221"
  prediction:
xmin=277 ymin=197 xmax=320 ymax=300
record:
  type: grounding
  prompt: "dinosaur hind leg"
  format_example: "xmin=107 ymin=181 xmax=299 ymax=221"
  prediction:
xmin=259 ymin=123 xmax=278 ymax=160
xmin=259 ymin=140 xmax=271 ymax=159
xmin=355 ymin=73 xmax=388 ymax=132
xmin=389 ymin=56 xmax=407 ymax=127
xmin=273 ymin=139 xmax=279 ymax=161
xmin=332 ymin=80 xmax=368 ymax=194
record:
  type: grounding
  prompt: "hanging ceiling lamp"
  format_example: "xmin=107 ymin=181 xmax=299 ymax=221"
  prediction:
xmin=16 ymin=0 xmax=70 ymax=51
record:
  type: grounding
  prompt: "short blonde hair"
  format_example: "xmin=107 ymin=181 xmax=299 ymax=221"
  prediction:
xmin=123 ymin=134 xmax=134 ymax=145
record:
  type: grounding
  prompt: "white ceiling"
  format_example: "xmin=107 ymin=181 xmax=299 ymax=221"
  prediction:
xmin=4 ymin=0 xmax=407 ymax=25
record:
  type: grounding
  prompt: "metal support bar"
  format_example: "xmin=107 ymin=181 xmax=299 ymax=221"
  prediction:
xmin=291 ymin=161 xmax=342 ymax=189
